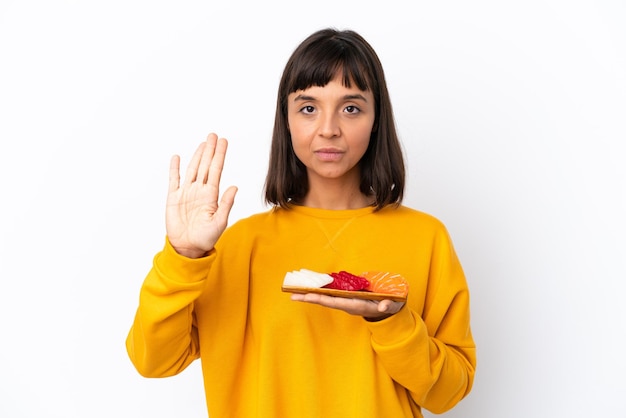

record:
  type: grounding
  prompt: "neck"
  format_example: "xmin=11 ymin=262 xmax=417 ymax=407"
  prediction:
xmin=302 ymin=177 xmax=374 ymax=210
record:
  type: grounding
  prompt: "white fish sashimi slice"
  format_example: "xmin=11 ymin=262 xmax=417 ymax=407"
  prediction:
xmin=282 ymin=272 xmax=310 ymax=287
xmin=283 ymin=270 xmax=328 ymax=288
xmin=282 ymin=269 xmax=333 ymax=288
xmin=298 ymin=269 xmax=334 ymax=286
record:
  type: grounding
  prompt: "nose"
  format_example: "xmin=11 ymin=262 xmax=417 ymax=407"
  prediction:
xmin=318 ymin=112 xmax=340 ymax=138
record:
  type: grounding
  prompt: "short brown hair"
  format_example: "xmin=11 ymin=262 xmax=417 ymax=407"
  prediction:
xmin=264 ymin=28 xmax=405 ymax=211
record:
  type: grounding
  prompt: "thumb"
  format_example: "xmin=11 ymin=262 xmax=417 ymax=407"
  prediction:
xmin=216 ymin=185 xmax=238 ymax=220
xmin=377 ymin=300 xmax=391 ymax=313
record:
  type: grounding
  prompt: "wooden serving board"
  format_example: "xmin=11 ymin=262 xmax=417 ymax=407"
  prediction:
xmin=281 ymin=285 xmax=407 ymax=302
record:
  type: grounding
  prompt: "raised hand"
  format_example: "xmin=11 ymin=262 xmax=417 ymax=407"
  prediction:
xmin=165 ymin=133 xmax=238 ymax=258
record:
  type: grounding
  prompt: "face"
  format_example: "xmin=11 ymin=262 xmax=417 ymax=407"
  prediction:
xmin=287 ymin=75 xmax=375 ymax=186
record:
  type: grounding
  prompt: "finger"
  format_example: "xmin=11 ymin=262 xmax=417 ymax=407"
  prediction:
xmin=197 ymin=133 xmax=218 ymax=184
xmin=214 ymin=185 xmax=238 ymax=227
xmin=206 ymin=137 xmax=228 ymax=191
xmin=378 ymin=300 xmax=404 ymax=315
xmin=377 ymin=300 xmax=391 ymax=314
xmin=291 ymin=292 xmax=330 ymax=305
xmin=291 ymin=293 xmax=375 ymax=315
xmin=168 ymin=155 xmax=181 ymax=193
xmin=183 ymin=141 xmax=207 ymax=185
xmin=219 ymin=185 xmax=238 ymax=212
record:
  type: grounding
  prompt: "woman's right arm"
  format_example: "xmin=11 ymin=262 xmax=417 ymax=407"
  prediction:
xmin=126 ymin=240 xmax=214 ymax=377
xmin=126 ymin=133 xmax=237 ymax=377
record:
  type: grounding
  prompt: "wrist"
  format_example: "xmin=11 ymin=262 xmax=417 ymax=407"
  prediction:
xmin=167 ymin=237 xmax=210 ymax=259
xmin=176 ymin=248 xmax=210 ymax=259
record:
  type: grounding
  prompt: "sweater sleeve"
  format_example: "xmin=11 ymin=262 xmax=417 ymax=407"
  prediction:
xmin=365 ymin=226 xmax=476 ymax=414
xmin=126 ymin=238 xmax=214 ymax=378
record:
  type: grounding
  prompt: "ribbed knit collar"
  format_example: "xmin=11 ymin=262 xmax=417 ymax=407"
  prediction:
xmin=285 ymin=204 xmax=377 ymax=219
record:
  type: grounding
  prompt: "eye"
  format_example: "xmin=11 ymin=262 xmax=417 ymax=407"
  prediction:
xmin=299 ymin=105 xmax=315 ymax=114
xmin=344 ymin=105 xmax=361 ymax=114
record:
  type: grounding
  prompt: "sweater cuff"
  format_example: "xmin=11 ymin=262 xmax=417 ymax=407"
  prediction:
xmin=155 ymin=237 xmax=216 ymax=284
xmin=365 ymin=305 xmax=424 ymax=346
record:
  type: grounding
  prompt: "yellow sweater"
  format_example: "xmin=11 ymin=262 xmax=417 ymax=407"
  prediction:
xmin=126 ymin=205 xmax=476 ymax=417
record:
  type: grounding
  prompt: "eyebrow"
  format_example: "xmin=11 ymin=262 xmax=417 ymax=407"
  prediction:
xmin=292 ymin=93 xmax=369 ymax=102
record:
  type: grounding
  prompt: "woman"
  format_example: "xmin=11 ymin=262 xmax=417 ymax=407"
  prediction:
xmin=127 ymin=28 xmax=476 ymax=417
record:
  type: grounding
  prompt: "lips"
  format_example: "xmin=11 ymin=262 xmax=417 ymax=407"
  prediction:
xmin=314 ymin=148 xmax=344 ymax=161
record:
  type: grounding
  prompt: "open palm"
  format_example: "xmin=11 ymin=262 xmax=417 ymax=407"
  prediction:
xmin=165 ymin=133 xmax=238 ymax=258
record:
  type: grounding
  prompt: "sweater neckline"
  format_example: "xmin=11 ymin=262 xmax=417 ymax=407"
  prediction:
xmin=287 ymin=204 xmax=376 ymax=219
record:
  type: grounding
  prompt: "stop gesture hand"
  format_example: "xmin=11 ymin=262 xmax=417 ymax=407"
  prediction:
xmin=165 ymin=133 xmax=238 ymax=258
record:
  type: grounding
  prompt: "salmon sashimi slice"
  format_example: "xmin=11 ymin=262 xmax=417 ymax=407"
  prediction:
xmin=360 ymin=271 xmax=409 ymax=298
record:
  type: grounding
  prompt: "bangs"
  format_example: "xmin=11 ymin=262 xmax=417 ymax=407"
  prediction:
xmin=284 ymin=39 xmax=375 ymax=93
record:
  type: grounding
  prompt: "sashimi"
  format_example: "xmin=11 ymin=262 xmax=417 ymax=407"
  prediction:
xmin=282 ymin=269 xmax=333 ymax=288
xmin=361 ymin=271 xmax=409 ymax=298
xmin=323 ymin=271 xmax=370 ymax=291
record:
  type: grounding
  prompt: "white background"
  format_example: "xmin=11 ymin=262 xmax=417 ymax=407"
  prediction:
xmin=1 ymin=1 xmax=625 ymax=417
